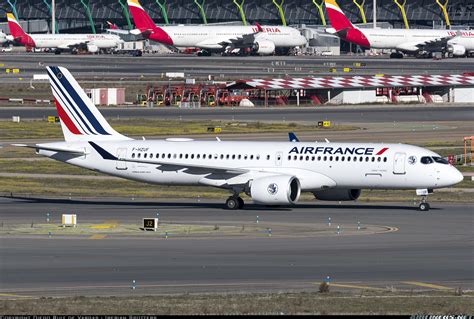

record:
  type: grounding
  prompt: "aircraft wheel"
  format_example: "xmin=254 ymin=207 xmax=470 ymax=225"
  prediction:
xmin=419 ymin=202 xmax=430 ymax=211
xmin=225 ymin=197 xmax=239 ymax=210
xmin=237 ymin=197 xmax=244 ymax=209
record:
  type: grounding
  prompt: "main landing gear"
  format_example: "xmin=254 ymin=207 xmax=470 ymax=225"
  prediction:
xmin=225 ymin=195 xmax=244 ymax=210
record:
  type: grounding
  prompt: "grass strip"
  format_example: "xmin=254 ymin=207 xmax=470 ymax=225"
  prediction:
xmin=0 ymin=291 xmax=472 ymax=315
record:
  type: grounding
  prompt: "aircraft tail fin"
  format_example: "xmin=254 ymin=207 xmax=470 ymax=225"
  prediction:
xmin=7 ymin=13 xmax=27 ymax=37
xmin=324 ymin=0 xmax=356 ymax=32
xmin=46 ymin=66 xmax=131 ymax=142
xmin=127 ymin=0 xmax=173 ymax=45
xmin=127 ymin=0 xmax=158 ymax=31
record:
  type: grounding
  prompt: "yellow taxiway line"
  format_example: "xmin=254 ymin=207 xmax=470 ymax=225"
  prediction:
xmin=402 ymin=281 xmax=453 ymax=290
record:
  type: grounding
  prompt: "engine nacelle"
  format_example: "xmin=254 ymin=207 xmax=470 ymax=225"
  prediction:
xmin=448 ymin=44 xmax=466 ymax=57
xmin=250 ymin=175 xmax=301 ymax=205
xmin=313 ymin=189 xmax=361 ymax=201
xmin=87 ymin=44 xmax=99 ymax=53
xmin=252 ymin=40 xmax=276 ymax=55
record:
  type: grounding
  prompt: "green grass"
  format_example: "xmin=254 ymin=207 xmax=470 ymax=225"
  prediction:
xmin=0 ymin=119 xmax=356 ymax=140
xmin=0 ymin=159 xmax=99 ymax=175
xmin=1 ymin=291 xmax=472 ymax=315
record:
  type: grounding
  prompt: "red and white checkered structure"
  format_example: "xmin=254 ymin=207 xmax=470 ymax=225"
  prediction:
xmin=227 ymin=74 xmax=474 ymax=90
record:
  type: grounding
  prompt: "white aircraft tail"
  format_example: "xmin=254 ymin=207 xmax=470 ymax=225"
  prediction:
xmin=46 ymin=66 xmax=131 ymax=142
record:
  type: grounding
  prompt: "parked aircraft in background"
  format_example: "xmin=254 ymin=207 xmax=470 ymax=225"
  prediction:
xmin=324 ymin=0 xmax=474 ymax=58
xmin=126 ymin=0 xmax=307 ymax=55
xmin=6 ymin=13 xmax=123 ymax=54
xmin=0 ymin=31 xmax=7 ymax=44
xmin=13 ymin=66 xmax=463 ymax=211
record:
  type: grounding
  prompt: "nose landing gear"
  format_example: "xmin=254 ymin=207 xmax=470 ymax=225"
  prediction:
xmin=416 ymin=189 xmax=432 ymax=211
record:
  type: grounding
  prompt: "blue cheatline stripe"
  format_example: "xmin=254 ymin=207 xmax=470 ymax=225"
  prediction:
xmin=50 ymin=83 xmax=89 ymax=135
xmin=89 ymin=142 xmax=117 ymax=160
xmin=50 ymin=66 xmax=110 ymax=135
xmin=47 ymin=68 xmax=97 ymax=135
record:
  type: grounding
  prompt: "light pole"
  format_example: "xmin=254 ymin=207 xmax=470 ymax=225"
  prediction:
xmin=373 ymin=0 xmax=376 ymax=28
xmin=52 ymin=0 xmax=55 ymax=34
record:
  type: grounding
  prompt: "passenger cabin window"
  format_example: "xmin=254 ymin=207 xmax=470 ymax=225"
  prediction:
xmin=421 ymin=156 xmax=434 ymax=164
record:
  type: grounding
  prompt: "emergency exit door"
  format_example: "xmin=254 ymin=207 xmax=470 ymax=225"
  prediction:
xmin=393 ymin=152 xmax=406 ymax=175
xmin=116 ymin=148 xmax=127 ymax=170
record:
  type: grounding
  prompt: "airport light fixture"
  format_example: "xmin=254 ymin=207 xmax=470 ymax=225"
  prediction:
xmin=393 ymin=0 xmax=409 ymax=29
xmin=352 ymin=0 xmax=367 ymax=24
xmin=80 ymin=0 xmax=96 ymax=33
xmin=373 ymin=0 xmax=376 ymax=28
xmin=118 ymin=0 xmax=133 ymax=29
xmin=154 ymin=0 xmax=170 ymax=25
xmin=194 ymin=0 xmax=208 ymax=24
xmin=6 ymin=0 xmax=18 ymax=20
xmin=272 ymin=0 xmax=287 ymax=26
xmin=435 ymin=0 xmax=451 ymax=29
xmin=311 ymin=0 xmax=326 ymax=26
xmin=233 ymin=0 xmax=248 ymax=26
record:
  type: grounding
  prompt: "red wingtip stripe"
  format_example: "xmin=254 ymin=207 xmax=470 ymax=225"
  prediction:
xmin=54 ymin=98 xmax=82 ymax=135
xmin=376 ymin=147 xmax=389 ymax=155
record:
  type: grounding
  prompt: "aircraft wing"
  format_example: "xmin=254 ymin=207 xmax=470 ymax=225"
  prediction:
xmin=89 ymin=142 xmax=248 ymax=174
xmin=57 ymin=41 xmax=90 ymax=50
xmin=197 ymin=23 xmax=264 ymax=50
xmin=396 ymin=34 xmax=456 ymax=52
xmin=12 ymin=143 xmax=88 ymax=155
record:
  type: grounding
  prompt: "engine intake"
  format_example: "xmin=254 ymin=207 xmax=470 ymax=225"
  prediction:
xmin=252 ymin=40 xmax=276 ymax=55
xmin=313 ymin=189 xmax=361 ymax=201
xmin=250 ymin=175 xmax=301 ymax=205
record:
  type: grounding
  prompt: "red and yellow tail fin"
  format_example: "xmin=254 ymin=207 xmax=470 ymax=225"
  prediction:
xmin=324 ymin=0 xmax=355 ymax=32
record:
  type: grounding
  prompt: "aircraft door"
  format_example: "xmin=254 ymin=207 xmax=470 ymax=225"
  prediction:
xmin=116 ymin=148 xmax=128 ymax=170
xmin=275 ymin=152 xmax=283 ymax=166
xmin=393 ymin=152 xmax=406 ymax=175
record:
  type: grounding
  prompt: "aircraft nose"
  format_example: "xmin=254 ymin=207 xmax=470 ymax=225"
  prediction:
xmin=450 ymin=167 xmax=464 ymax=185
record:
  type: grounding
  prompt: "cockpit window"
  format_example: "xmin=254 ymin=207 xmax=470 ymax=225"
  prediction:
xmin=432 ymin=156 xmax=449 ymax=164
xmin=421 ymin=156 xmax=433 ymax=164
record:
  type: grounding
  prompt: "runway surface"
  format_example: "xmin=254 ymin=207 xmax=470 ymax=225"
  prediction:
xmin=0 ymin=196 xmax=472 ymax=296
xmin=1 ymin=54 xmax=473 ymax=81
xmin=2 ymin=105 xmax=474 ymax=123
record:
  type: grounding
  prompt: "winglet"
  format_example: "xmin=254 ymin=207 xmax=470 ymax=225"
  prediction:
xmin=288 ymin=132 xmax=300 ymax=142
xmin=107 ymin=21 xmax=119 ymax=30
xmin=255 ymin=22 xmax=264 ymax=33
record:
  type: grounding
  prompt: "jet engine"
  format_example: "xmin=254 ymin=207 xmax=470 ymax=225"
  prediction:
xmin=447 ymin=44 xmax=466 ymax=57
xmin=252 ymin=40 xmax=276 ymax=55
xmin=250 ymin=175 xmax=301 ymax=205
xmin=313 ymin=189 xmax=361 ymax=201
xmin=87 ymin=44 xmax=99 ymax=53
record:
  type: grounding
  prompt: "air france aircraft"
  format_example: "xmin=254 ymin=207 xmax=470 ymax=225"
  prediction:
xmin=14 ymin=67 xmax=463 ymax=211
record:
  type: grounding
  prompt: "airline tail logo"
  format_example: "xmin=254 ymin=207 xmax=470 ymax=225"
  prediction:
xmin=127 ymin=0 xmax=173 ymax=45
xmin=324 ymin=0 xmax=354 ymax=32
xmin=46 ymin=66 xmax=128 ymax=141
xmin=7 ymin=13 xmax=35 ymax=47
xmin=324 ymin=0 xmax=370 ymax=47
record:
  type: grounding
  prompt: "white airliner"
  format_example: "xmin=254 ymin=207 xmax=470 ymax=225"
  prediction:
xmin=6 ymin=13 xmax=123 ymax=54
xmin=0 ymin=31 xmax=7 ymax=44
xmin=324 ymin=0 xmax=474 ymax=58
xmin=14 ymin=66 xmax=463 ymax=211
xmin=126 ymin=0 xmax=307 ymax=55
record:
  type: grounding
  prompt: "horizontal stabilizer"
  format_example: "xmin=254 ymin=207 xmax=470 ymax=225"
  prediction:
xmin=12 ymin=143 xmax=88 ymax=155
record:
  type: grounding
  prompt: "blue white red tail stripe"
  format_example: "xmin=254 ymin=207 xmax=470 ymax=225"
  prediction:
xmin=49 ymin=66 xmax=110 ymax=135
xmin=46 ymin=66 xmax=131 ymax=142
